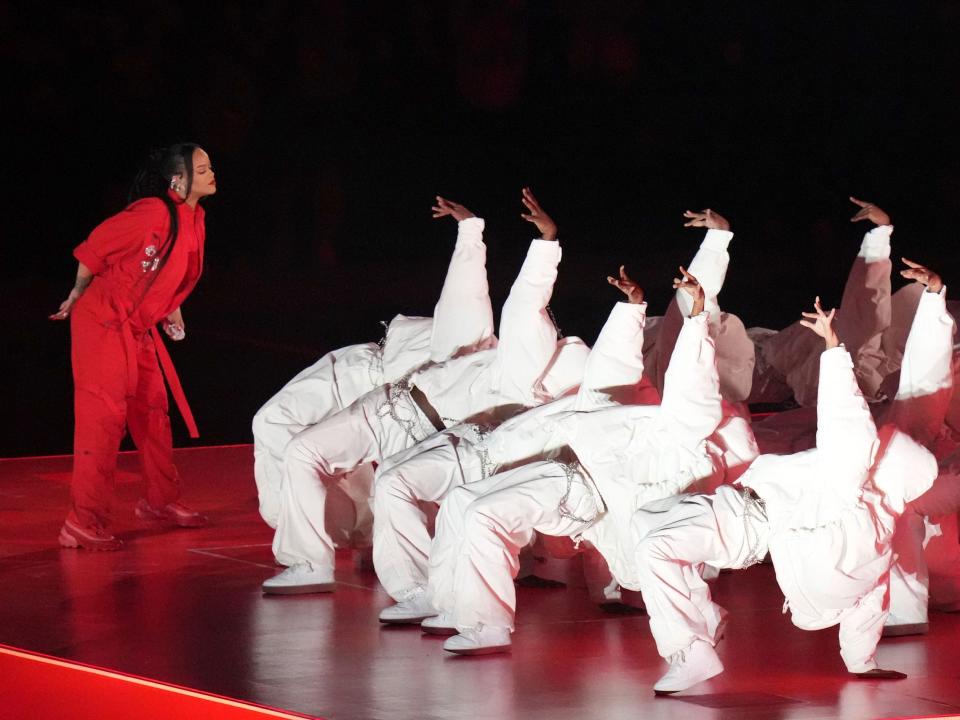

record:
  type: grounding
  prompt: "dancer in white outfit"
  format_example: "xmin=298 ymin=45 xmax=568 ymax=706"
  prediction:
xmin=262 ymin=189 xmax=591 ymax=594
xmin=374 ymin=268 xmax=650 ymax=622
xmin=879 ymin=260 xmax=957 ymax=633
xmin=252 ymin=196 xmax=494 ymax=531
xmin=749 ymin=200 xmax=959 ymax=635
xmin=427 ymin=247 xmax=759 ymax=654
xmin=631 ymin=297 xmax=938 ymax=694
xmin=372 ymin=210 xmax=748 ymax=623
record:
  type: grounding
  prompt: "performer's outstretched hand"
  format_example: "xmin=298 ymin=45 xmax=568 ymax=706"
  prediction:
xmin=901 ymin=257 xmax=943 ymax=294
xmin=50 ymin=263 xmax=93 ymax=320
xmin=607 ymin=265 xmax=644 ymax=304
xmin=520 ymin=187 xmax=557 ymax=241
xmin=683 ymin=208 xmax=730 ymax=232
xmin=432 ymin=196 xmax=475 ymax=222
xmin=49 ymin=290 xmax=82 ymax=320
xmin=673 ymin=266 xmax=705 ymax=316
xmin=849 ymin=196 xmax=891 ymax=226
xmin=799 ymin=296 xmax=840 ymax=349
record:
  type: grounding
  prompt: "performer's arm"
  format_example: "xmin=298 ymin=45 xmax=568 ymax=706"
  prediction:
xmin=50 ymin=198 xmax=168 ymax=320
xmin=652 ymin=209 xmax=733 ymax=395
xmin=883 ymin=260 xmax=954 ymax=446
xmin=574 ymin=267 xmax=648 ymax=409
xmin=800 ymin=297 xmax=879 ymax=468
xmin=428 ymin=197 xmax=494 ymax=362
xmin=835 ymin=197 xmax=894 ymax=399
xmin=49 ymin=262 xmax=93 ymax=320
xmin=494 ymin=188 xmax=564 ymax=401
xmin=659 ymin=269 xmax=723 ymax=442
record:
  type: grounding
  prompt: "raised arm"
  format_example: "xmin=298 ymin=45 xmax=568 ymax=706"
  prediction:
xmin=494 ymin=188 xmax=565 ymax=403
xmin=678 ymin=209 xmax=731 ymax=317
xmin=882 ymin=260 xmax=954 ymax=447
xmin=659 ymin=269 xmax=724 ymax=442
xmin=800 ymin=297 xmax=879 ymax=469
xmin=574 ymin=268 xmax=648 ymax=410
xmin=835 ymin=197 xmax=895 ymax=399
xmin=650 ymin=209 xmax=733 ymax=396
xmin=428 ymin=196 xmax=495 ymax=362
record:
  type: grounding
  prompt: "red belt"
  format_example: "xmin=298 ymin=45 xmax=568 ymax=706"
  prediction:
xmin=119 ymin=319 xmax=199 ymax=438
xmin=150 ymin=326 xmax=199 ymax=438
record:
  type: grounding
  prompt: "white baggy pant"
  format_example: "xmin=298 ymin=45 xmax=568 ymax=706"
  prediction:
xmin=633 ymin=485 xmax=888 ymax=672
xmin=252 ymin=344 xmax=378 ymax=530
xmin=889 ymin=466 xmax=960 ymax=622
xmin=631 ymin=486 xmax=762 ymax=658
xmin=372 ymin=434 xmax=476 ymax=601
xmin=272 ymin=385 xmax=435 ymax=571
xmin=372 ymin=433 xmax=627 ymax=605
xmin=427 ymin=459 xmax=600 ymax=632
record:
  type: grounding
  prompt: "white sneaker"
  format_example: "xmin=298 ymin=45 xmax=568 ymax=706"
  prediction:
xmin=379 ymin=588 xmax=437 ymax=624
xmin=262 ymin=564 xmax=335 ymax=595
xmin=653 ymin=639 xmax=724 ymax=695
xmin=443 ymin=626 xmax=512 ymax=655
xmin=421 ymin=613 xmax=457 ymax=636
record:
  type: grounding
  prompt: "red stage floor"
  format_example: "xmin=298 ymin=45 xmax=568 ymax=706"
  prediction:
xmin=1 ymin=445 xmax=959 ymax=720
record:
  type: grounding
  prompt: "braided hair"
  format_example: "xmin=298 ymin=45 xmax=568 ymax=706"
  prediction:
xmin=128 ymin=142 xmax=200 ymax=264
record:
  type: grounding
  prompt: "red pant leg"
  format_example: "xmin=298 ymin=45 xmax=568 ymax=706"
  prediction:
xmin=128 ymin=331 xmax=180 ymax=508
xmin=69 ymin=308 xmax=129 ymax=529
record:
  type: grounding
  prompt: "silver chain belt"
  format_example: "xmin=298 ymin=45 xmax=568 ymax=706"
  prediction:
xmin=740 ymin=487 xmax=768 ymax=568
xmin=554 ymin=459 xmax=600 ymax=524
xmin=375 ymin=376 xmax=432 ymax=446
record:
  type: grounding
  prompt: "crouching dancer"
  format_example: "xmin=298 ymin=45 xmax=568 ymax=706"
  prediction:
xmin=262 ymin=189 xmax=590 ymax=594
xmin=428 ymin=260 xmax=757 ymax=654
xmin=632 ymin=297 xmax=938 ymax=695
xmin=252 ymin=195 xmax=495 ymax=532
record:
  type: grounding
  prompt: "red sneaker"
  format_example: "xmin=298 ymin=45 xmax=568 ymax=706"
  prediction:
xmin=59 ymin=519 xmax=123 ymax=551
xmin=135 ymin=499 xmax=208 ymax=528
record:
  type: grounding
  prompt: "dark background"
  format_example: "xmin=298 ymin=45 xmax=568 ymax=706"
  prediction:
xmin=5 ymin=1 xmax=959 ymax=457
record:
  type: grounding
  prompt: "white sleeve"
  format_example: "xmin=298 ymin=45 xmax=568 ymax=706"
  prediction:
xmin=883 ymin=286 xmax=955 ymax=447
xmin=815 ymin=346 xmax=878 ymax=472
xmin=574 ymin=301 xmax=647 ymax=410
xmin=675 ymin=229 xmax=732 ymax=319
xmin=493 ymin=238 xmax=563 ymax=402
xmin=835 ymin=225 xmax=893 ymax=400
xmin=429 ymin=217 xmax=495 ymax=362
xmin=658 ymin=312 xmax=724 ymax=443
xmin=653 ymin=229 xmax=733 ymax=397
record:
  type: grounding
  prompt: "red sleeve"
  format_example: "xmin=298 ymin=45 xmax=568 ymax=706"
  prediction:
xmin=73 ymin=198 xmax=170 ymax=275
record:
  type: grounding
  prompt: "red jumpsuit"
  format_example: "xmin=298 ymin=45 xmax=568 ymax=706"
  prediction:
xmin=68 ymin=190 xmax=205 ymax=530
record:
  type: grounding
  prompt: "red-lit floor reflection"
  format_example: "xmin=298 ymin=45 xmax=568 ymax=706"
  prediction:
xmin=1 ymin=446 xmax=959 ymax=720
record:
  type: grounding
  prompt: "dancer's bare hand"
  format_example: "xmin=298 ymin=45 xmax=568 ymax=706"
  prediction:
xmin=849 ymin=197 xmax=891 ymax=226
xmin=673 ymin=266 xmax=705 ymax=316
xmin=520 ymin=187 xmax=557 ymax=241
xmin=683 ymin=208 xmax=730 ymax=232
xmin=607 ymin=266 xmax=644 ymax=304
xmin=901 ymin=257 xmax=943 ymax=294
xmin=432 ymin=196 xmax=475 ymax=222
xmin=49 ymin=289 xmax=82 ymax=320
xmin=799 ymin=296 xmax=839 ymax=349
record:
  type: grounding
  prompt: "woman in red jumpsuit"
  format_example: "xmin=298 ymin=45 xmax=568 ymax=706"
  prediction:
xmin=50 ymin=143 xmax=216 ymax=550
